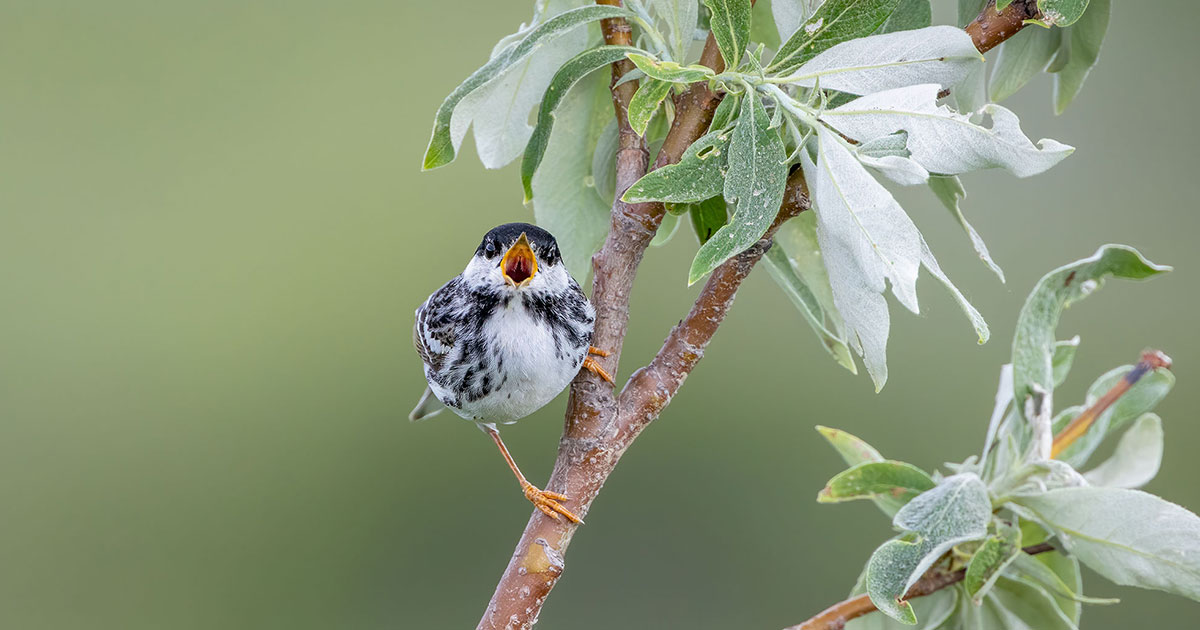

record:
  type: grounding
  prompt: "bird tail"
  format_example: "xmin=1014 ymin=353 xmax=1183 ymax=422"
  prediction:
xmin=408 ymin=386 xmax=446 ymax=422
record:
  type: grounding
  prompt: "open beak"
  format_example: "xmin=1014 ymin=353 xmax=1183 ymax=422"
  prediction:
xmin=501 ymin=233 xmax=538 ymax=287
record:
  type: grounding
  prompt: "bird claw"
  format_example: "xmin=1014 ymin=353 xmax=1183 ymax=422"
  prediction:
xmin=588 ymin=346 xmax=610 ymax=357
xmin=582 ymin=357 xmax=614 ymax=384
xmin=523 ymin=483 xmax=583 ymax=524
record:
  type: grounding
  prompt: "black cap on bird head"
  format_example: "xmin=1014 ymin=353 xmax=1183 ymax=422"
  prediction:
xmin=476 ymin=223 xmax=562 ymax=287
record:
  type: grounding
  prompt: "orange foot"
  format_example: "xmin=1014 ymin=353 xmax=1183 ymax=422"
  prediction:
xmin=583 ymin=346 xmax=614 ymax=383
xmin=523 ymin=482 xmax=582 ymax=523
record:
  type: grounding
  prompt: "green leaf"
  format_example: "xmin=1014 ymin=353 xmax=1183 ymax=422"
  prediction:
xmin=1052 ymin=0 xmax=1110 ymax=114
xmin=531 ymin=71 xmax=615 ymax=280
xmin=769 ymin=0 xmax=903 ymax=74
xmin=1050 ymin=337 xmax=1079 ymax=387
xmin=928 ymin=175 xmax=1004 ymax=282
xmin=750 ymin=0 xmax=782 ymax=50
xmin=1016 ymin=487 xmax=1200 ymax=602
xmin=965 ymin=521 xmax=1022 ymax=601
xmin=845 ymin=589 xmax=958 ymax=630
xmin=818 ymin=461 xmax=936 ymax=503
xmin=628 ymin=78 xmax=674 ymax=137
xmin=650 ymin=211 xmax=682 ymax=246
xmin=688 ymin=90 xmax=787 ymax=285
xmin=1007 ymin=549 xmax=1118 ymax=609
xmin=989 ymin=577 xmax=1079 ymax=630
xmin=816 ymin=425 xmax=884 ymax=465
xmin=522 ymin=45 xmax=642 ymax=201
xmin=423 ymin=4 xmax=632 ymax=170
xmin=874 ymin=0 xmax=932 ymax=34
xmin=703 ymin=0 xmax=753 ymax=69
xmin=623 ymin=130 xmax=731 ymax=203
xmin=1053 ymin=366 xmax=1174 ymax=468
xmin=777 ymin=27 xmax=982 ymax=95
xmin=627 ymin=53 xmax=715 ymax=83
xmin=591 ymin=119 xmax=619 ymax=204
xmin=1082 ymin=413 xmax=1163 ymax=489
xmin=767 ymin=213 xmax=856 ymax=372
xmin=821 ymin=85 xmax=1073 ymax=177
xmin=990 ymin=26 xmax=1061 ymax=103
xmin=996 ymin=0 xmax=1015 ymax=10
xmin=1011 ymin=245 xmax=1170 ymax=416
xmin=689 ymin=195 xmax=729 ymax=244
xmin=867 ymin=474 xmax=992 ymax=624
xmin=648 ymin=0 xmax=700 ymax=61
xmin=1037 ymin=0 xmax=1091 ymax=27
xmin=709 ymin=93 xmax=741 ymax=131
xmin=957 ymin=0 xmax=988 ymax=27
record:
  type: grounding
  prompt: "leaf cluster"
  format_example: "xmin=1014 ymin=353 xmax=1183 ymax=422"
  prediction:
xmin=815 ymin=246 xmax=1199 ymax=629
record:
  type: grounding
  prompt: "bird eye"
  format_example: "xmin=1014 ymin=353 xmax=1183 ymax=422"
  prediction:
xmin=484 ymin=241 xmax=497 ymax=257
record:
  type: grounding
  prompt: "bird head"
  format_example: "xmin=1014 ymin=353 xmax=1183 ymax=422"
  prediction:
xmin=464 ymin=223 xmax=570 ymax=294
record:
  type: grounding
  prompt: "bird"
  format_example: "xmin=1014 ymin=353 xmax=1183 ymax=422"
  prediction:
xmin=410 ymin=222 xmax=612 ymax=523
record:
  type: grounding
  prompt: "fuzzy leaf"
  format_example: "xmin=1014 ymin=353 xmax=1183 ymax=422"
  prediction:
xmin=778 ymin=26 xmax=982 ymax=95
xmin=522 ymin=45 xmax=642 ymax=200
xmin=965 ymin=521 xmax=1022 ymax=600
xmin=928 ymin=175 xmax=1004 ymax=281
xmin=990 ymin=26 xmax=1061 ymax=103
xmin=988 ymin=577 xmax=1079 ymax=630
xmin=689 ymin=90 xmax=787 ymax=285
xmin=627 ymin=53 xmax=715 ymax=83
xmin=623 ymin=130 xmax=731 ymax=203
xmin=1052 ymin=0 xmax=1110 ymax=114
xmin=648 ymin=0 xmax=700 ymax=61
xmin=769 ymin=0 xmax=902 ymax=74
xmin=1011 ymin=245 xmax=1170 ymax=414
xmin=820 ymin=84 xmax=1074 ymax=177
xmin=819 ymin=461 xmax=935 ymax=503
xmin=531 ymin=71 xmax=615 ymax=280
xmin=1050 ymin=337 xmax=1079 ymax=387
xmin=628 ymin=78 xmax=674 ymax=137
xmin=1082 ymin=413 xmax=1164 ymax=489
xmin=1038 ymin=0 xmax=1091 ymax=27
xmin=703 ymin=0 xmax=753 ymax=69
xmin=817 ymin=425 xmax=884 ymax=465
xmin=423 ymin=4 xmax=630 ymax=170
xmin=710 ymin=92 xmax=741 ymax=130
xmin=1016 ymin=487 xmax=1200 ymax=602
xmin=874 ymin=0 xmax=931 ymax=34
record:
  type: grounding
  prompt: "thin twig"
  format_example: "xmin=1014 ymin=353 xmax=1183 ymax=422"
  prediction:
xmin=1051 ymin=349 xmax=1172 ymax=458
xmin=784 ymin=544 xmax=1056 ymax=630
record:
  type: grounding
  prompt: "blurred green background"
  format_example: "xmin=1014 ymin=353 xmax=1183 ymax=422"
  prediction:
xmin=2 ymin=1 xmax=1197 ymax=628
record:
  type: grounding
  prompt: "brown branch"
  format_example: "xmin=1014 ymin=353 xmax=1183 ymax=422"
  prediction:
xmin=784 ymin=543 xmax=1057 ymax=630
xmin=1051 ymin=349 xmax=1171 ymax=457
xmin=965 ymin=0 xmax=1041 ymax=54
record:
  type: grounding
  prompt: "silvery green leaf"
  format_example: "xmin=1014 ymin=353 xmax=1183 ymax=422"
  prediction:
xmin=763 ymin=242 xmax=857 ymax=372
xmin=1011 ymin=245 xmax=1170 ymax=419
xmin=1054 ymin=365 xmax=1173 ymax=469
xmin=769 ymin=0 xmax=902 ymax=74
xmin=623 ymin=130 xmax=731 ymax=203
xmin=965 ymin=520 xmax=1022 ymax=600
xmin=522 ymin=45 xmax=643 ymax=200
xmin=424 ymin=4 xmax=630 ymax=169
xmin=818 ymin=460 xmax=936 ymax=503
xmin=531 ymin=71 xmax=614 ymax=280
xmin=688 ymin=89 xmax=787 ymax=284
xmin=957 ymin=0 xmax=987 ymax=26
xmin=990 ymin=26 xmax=1061 ymax=103
xmin=858 ymin=131 xmax=910 ymax=158
xmin=817 ymin=425 xmax=883 ymax=465
xmin=628 ymin=78 xmax=674 ymax=137
xmin=867 ymin=474 xmax=992 ymax=623
xmin=710 ymin=92 xmax=740 ymax=130
xmin=689 ymin=195 xmax=729 ymax=244
xmin=648 ymin=0 xmax=700 ymax=61
xmin=1052 ymin=0 xmax=1110 ymax=114
xmin=1050 ymin=336 xmax=1080 ymax=387
xmin=751 ymin=0 xmax=783 ymax=50
xmin=859 ymin=153 xmax=930 ymax=186
xmin=779 ymin=26 xmax=982 ymax=95
xmin=650 ymin=211 xmax=682 ymax=246
xmin=627 ymin=53 xmax=715 ymax=83
xmin=1007 ymin=551 xmax=1118 ymax=608
xmin=820 ymin=84 xmax=1074 ymax=177
xmin=703 ymin=0 xmax=752 ymax=69
xmin=873 ymin=0 xmax=931 ymax=34
xmin=988 ymin=577 xmax=1079 ymax=630
xmin=591 ymin=119 xmax=619 ymax=203
xmin=771 ymin=0 xmax=816 ymax=44
xmin=1082 ymin=413 xmax=1163 ymax=489
xmin=951 ymin=61 xmax=989 ymax=114
xmin=919 ymin=237 xmax=990 ymax=345
xmin=1016 ymin=487 xmax=1200 ymax=602
xmin=804 ymin=127 xmax=981 ymax=390
xmin=929 ymin=175 xmax=1004 ymax=281
xmin=1038 ymin=0 xmax=1091 ymax=27
xmin=981 ymin=364 xmax=1014 ymax=465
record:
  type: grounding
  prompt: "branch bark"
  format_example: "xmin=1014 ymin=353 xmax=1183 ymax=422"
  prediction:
xmin=478 ymin=1 xmax=1033 ymax=627
xmin=965 ymin=0 xmax=1041 ymax=54
xmin=783 ymin=543 xmax=1057 ymax=630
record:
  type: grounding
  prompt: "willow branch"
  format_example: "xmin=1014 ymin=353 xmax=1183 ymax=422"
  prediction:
xmin=784 ymin=543 xmax=1057 ymax=630
xmin=965 ymin=0 xmax=1041 ymax=53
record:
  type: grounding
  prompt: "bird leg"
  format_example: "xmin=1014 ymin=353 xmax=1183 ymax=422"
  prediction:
xmin=582 ymin=346 xmax=614 ymax=384
xmin=485 ymin=425 xmax=582 ymax=524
